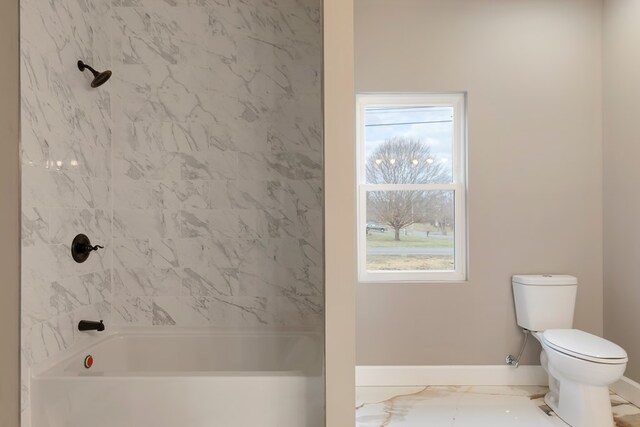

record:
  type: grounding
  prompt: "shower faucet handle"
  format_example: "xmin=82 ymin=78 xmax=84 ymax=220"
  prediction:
xmin=71 ymin=234 xmax=104 ymax=263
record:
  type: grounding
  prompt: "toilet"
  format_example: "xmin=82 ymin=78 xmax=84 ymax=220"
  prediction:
xmin=512 ymin=275 xmax=628 ymax=427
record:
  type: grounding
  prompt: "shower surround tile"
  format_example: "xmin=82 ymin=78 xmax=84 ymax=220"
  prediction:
xmin=21 ymin=0 xmax=321 ymax=422
xmin=110 ymin=0 xmax=322 ymax=331
xmin=20 ymin=0 xmax=114 ymax=421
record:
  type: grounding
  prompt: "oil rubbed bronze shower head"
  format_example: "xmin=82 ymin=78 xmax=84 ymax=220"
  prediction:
xmin=77 ymin=60 xmax=112 ymax=88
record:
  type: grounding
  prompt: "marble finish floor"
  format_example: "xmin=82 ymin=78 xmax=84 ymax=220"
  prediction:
xmin=356 ymin=386 xmax=640 ymax=427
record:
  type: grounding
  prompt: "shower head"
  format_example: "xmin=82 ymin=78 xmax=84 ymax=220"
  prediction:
xmin=77 ymin=60 xmax=112 ymax=88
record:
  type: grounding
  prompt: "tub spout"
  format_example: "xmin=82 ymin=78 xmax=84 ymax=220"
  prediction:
xmin=78 ymin=320 xmax=105 ymax=332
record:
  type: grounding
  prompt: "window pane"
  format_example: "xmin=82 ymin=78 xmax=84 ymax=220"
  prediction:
xmin=366 ymin=190 xmax=455 ymax=271
xmin=365 ymin=106 xmax=454 ymax=184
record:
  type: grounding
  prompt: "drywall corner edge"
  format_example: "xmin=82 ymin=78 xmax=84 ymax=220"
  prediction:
xmin=324 ymin=0 xmax=357 ymax=425
xmin=0 ymin=0 xmax=21 ymax=425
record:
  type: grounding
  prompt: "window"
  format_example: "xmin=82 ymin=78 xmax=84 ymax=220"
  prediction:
xmin=357 ymin=93 xmax=467 ymax=282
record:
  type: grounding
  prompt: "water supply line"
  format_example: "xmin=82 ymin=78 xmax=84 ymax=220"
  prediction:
xmin=506 ymin=328 xmax=530 ymax=368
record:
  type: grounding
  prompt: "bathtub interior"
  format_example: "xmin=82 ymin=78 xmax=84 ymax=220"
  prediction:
xmin=37 ymin=332 xmax=324 ymax=377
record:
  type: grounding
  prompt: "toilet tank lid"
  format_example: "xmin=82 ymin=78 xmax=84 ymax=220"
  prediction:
xmin=512 ymin=274 xmax=577 ymax=285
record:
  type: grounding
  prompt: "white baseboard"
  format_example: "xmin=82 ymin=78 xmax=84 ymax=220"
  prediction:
xmin=611 ymin=376 xmax=640 ymax=408
xmin=356 ymin=365 xmax=548 ymax=387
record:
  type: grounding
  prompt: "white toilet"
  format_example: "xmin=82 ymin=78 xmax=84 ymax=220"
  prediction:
xmin=512 ymin=274 xmax=628 ymax=427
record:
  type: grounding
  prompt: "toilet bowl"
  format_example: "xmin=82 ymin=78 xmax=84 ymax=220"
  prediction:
xmin=512 ymin=275 xmax=628 ymax=427
xmin=532 ymin=329 xmax=627 ymax=427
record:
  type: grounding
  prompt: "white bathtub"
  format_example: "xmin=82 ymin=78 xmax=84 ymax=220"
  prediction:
xmin=31 ymin=331 xmax=324 ymax=427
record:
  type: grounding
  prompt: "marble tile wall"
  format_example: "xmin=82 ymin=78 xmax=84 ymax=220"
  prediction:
xmin=109 ymin=0 xmax=323 ymax=330
xmin=20 ymin=0 xmax=113 ymax=420
xmin=21 ymin=0 xmax=322 ymax=421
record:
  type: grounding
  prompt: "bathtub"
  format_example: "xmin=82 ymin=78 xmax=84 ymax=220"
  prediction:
xmin=30 ymin=331 xmax=324 ymax=427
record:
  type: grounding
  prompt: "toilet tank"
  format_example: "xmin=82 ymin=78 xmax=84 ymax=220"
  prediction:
xmin=512 ymin=275 xmax=578 ymax=332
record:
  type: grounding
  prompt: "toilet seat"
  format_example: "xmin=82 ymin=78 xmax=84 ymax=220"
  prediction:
xmin=543 ymin=329 xmax=628 ymax=365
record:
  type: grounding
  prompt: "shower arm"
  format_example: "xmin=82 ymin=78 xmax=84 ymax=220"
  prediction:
xmin=77 ymin=61 xmax=99 ymax=76
xmin=506 ymin=328 xmax=530 ymax=368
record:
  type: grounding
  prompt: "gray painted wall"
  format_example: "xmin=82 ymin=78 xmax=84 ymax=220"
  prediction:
xmin=603 ymin=0 xmax=640 ymax=384
xmin=0 ymin=0 xmax=20 ymax=424
xmin=355 ymin=0 xmax=604 ymax=366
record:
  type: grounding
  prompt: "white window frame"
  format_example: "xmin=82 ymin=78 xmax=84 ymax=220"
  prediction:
xmin=356 ymin=93 xmax=467 ymax=283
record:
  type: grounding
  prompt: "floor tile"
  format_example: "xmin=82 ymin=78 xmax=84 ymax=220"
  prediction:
xmin=355 ymin=386 xmax=640 ymax=427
